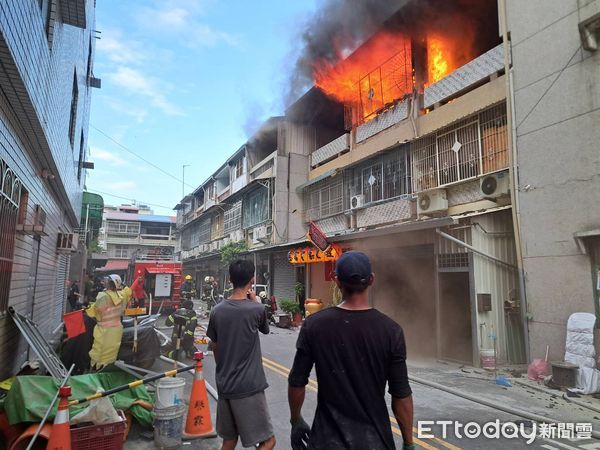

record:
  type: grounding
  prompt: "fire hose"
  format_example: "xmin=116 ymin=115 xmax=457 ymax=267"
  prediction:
xmin=68 ymin=363 xmax=195 ymax=406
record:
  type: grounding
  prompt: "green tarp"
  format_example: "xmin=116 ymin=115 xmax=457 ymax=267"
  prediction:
xmin=3 ymin=372 xmax=154 ymax=427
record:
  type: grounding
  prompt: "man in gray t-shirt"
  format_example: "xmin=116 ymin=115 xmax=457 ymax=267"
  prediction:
xmin=206 ymin=259 xmax=275 ymax=450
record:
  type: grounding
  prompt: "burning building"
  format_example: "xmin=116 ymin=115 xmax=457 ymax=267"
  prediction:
xmin=288 ymin=0 xmax=526 ymax=365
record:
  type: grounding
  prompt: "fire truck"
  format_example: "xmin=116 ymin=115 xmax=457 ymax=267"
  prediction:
xmin=127 ymin=252 xmax=182 ymax=313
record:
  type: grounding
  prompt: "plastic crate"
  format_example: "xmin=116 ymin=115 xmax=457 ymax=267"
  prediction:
xmin=71 ymin=410 xmax=127 ymax=450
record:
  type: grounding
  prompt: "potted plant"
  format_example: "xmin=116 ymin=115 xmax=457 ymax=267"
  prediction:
xmin=279 ymin=299 xmax=302 ymax=327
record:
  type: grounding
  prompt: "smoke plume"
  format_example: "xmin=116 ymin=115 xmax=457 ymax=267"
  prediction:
xmin=286 ymin=0 xmax=408 ymax=104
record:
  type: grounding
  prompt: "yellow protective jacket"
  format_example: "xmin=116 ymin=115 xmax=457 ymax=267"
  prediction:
xmin=87 ymin=287 xmax=131 ymax=369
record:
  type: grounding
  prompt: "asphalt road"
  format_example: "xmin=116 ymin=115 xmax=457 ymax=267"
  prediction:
xmin=198 ymin=323 xmax=599 ymax=450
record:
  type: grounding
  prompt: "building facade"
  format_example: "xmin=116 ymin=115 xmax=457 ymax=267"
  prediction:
xmin=175 ymin=117 xmax=311 ymax=303
xmin=506 ymin=0 xmax=600 ymax=362
xmin=0 ymin=0 xmax=97 ymax=378
xmin=98 ymin=205 xmax=176 ymax=281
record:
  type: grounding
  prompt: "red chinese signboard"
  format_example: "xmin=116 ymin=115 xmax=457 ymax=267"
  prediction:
xmin=288 ymin=243 xmax=342 ymax=265
xmin=308 ymin=221 xmax=329 ymax=252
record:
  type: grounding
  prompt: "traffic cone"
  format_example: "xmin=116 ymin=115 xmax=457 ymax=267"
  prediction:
xmin=46 ymin=386 xmax=72 ymax=450
xmin=182 ymin=352 xmax=216 ymax=439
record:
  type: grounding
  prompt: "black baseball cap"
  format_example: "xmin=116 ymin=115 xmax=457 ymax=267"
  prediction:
xmin=335 ymin=251 xmax=372 ymax=286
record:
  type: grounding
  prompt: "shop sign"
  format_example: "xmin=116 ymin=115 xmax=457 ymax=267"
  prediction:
xmin=308 ymin=221 xmax=329 ymax=251
xmin=288 ymin=243 xmax=342 ymax=264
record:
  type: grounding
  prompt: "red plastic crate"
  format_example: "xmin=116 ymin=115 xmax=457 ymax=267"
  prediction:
xmin=70 ymin=410 xmax=127 ymax=450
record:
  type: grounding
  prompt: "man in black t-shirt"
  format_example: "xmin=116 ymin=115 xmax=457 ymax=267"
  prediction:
xmin=288 ymin=251 xmax=414 ymax=450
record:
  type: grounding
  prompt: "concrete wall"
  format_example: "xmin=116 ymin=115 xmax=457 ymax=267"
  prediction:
xmin=507 ymin=0 xmax=600 ymax=361
xmin=0 ymin=0 xmax=96 ymax=379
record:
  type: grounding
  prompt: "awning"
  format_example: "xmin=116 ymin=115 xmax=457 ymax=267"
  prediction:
xmin=330 ymin=216 xmax=457 ymax=243
xmin=295 ymin=169 xmax=339 ymax=193
xmin=96 ymin=260 xmax=129 ymax=272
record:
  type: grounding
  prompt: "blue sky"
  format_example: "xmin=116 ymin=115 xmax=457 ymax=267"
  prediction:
xmin=87 ymin=0 xmax=317 ymax=215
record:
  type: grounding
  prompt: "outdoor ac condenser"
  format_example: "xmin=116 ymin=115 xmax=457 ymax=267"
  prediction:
xmin=480 ymin=171 xmax=510 ymax=199
xmin=417 ymin=189 xmax=448 ymax=216
xmin=350 ymin=194 xmax=365 ymax=210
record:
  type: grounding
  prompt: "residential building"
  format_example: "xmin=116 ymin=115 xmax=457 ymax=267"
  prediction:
xmin=175 ymin=117 xmax=311 ymax=302
xmin=0 ymin=0 xmax=97 ymax=378
xmin=289 ymin=0 xmax=525 ymax=366
xmin=97 ymin=205 xmax=176 ymax=281
xmin=506 ymin=0 xmax=600 ymax=361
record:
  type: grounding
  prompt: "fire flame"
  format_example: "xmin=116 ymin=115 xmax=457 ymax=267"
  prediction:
xmin=428 ymin=37 xmax=450 ymax=84
xmin=313 ymin=30 xmax=412 ymax=118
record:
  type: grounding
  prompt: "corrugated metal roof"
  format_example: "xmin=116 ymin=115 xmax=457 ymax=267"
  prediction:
xmin=104 ymin=212 xmax=175 ymax=223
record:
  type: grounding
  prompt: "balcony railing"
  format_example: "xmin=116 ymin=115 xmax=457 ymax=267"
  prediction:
xmin=311 ymin=134 xmax=350 ymax=168
xmin=105 ymin=234 xmax=175 ymax=246
xmin=231 ymin=173 xmax=249 ymax=194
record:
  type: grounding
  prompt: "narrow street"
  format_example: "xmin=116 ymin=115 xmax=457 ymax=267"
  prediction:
xmin=184 ymin=321 xmax=599 ymax=450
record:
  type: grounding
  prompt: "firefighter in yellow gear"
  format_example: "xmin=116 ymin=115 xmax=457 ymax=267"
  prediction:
xmin=165 ymin=300 xmax=198 ymax=359
xmin=86 ymin=274 xmax=132 ymax=370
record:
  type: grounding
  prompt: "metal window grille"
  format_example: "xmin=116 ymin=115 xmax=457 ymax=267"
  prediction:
xmin=197 ymin=219 xmax=211 ymax=245
xmin=0 ymin=159 xmax=22 ymax=313
xmin=224 ymin=201 xmax=242 ymax=234
xmin=243 ymin=188 xmax=270 ymax=229
xmin=412 ymin=102 xmax=508 ymax=192
xmin=211 ymin=213 xmax=224 ymax=240
xmin=114 ymin=245 xmax=129 ymax=258
xmin=345 ymin=36 xmax=413 ymax=129
xmin=304 ymin=176 xmax=344 ymax=220
xmin=346 ymin=146 xmax=412 ymax=205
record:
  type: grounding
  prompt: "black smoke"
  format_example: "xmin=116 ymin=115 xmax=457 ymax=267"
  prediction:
xmin=285 ymin=0 xmax=408 ymax=105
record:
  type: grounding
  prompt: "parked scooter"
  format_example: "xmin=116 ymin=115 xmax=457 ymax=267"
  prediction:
xmin=259 ymin=291 xmax=277 ymax=325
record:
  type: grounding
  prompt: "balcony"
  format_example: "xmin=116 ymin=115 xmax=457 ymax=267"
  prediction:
xmin=218 ymin=186 xmax=231 ymax=203
xmin=311 ymin=134 xmax=350 ymax=168
xmin=105 ymin=233 xmax=175 ymax=246
xmin=231 ymin=173 xmax=249 ymax=195
xmin=250 ymin=150 xmax=277 ymax=180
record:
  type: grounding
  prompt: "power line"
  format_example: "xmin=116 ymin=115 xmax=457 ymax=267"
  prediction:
xmin=90 ymin=124 xmax=195 ymax=189
xmin=87 ymin=189 xmax=175 ymax=210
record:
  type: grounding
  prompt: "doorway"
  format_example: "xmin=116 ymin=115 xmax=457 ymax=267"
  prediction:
xmin=439 ymin=272 xmax=473 ymax=363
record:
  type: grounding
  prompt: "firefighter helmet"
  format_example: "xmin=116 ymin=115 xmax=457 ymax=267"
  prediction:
xmin=185 ymin=274 xmax=192 ymax=281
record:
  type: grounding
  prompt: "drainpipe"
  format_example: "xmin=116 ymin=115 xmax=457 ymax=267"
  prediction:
xmin=499 ymin=0 xmax=531 ymax=363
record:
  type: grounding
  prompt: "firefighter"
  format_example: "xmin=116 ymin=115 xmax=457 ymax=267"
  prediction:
xmin=165 ymin=300 xmax=198 ymax=359
xmin=181 ymin=274 xmax=195 ymax=301
xmin=86 ymin=274 xmax=132 ymax=370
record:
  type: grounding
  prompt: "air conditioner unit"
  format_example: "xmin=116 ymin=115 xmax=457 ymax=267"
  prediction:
xmin=417 ymin=189 xmax=448 ymax=216
xmin=56 ymin=233 xmax=78 ymax=252
xmin=350 ymin=194 xmax=365 ymax=210
xmin=254 ymin=225 xmax=268 ymax=240
xmin=480 ymin=172 xmax=510 ymax=199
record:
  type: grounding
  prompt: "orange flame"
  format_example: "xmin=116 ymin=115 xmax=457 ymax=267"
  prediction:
xmin=428 ymin=37 xmax=450 ymax=84
xmin=313 ymin=30 xmax=412 ymax=119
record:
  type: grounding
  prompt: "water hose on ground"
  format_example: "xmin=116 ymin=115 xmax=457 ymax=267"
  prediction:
xmin=408 ymin=374 xmax=600 ymax=440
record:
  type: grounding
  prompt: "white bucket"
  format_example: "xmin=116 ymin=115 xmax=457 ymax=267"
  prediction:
xmin=153 ymin=405 xmax=186 ymax=449
xmin=156 ymin=377 xmax=186 ymax=409
xmin=480 ymin=349 xmax=496 ymax=370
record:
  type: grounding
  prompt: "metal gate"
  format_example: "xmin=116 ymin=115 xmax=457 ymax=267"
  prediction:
xmin=272 ymin=252 xmax=296 ymax=302
xmin=0 ymin=158 xmax=22 ymax=313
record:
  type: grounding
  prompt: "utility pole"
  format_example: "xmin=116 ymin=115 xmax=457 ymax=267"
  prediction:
xmin=182 ymin=164 xmax=190 ymax=198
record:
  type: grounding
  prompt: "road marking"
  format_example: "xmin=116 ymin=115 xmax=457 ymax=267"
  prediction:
xmin=262 ymin=357 xmax=459 ymax=450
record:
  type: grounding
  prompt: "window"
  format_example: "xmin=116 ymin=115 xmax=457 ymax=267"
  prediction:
xmin=211 ymin=213 xmax=224 ymax=240
xmin=232 ymin=157 xmax=244 ymax=180
xmin=412 ymin=102 xmax=508 ymax=192
xmin=224 ymin=201 xmax=242 ymax=233
xmin=304 ymin=176 xmax=344 ymax=220
xmin=345 ymin=146 xmax=411 ymax=207
xmin=114 ymin=245 xmax=129 ymax=258
xmin=86 ymin=39 xmax=93 ymax=81
xmin=69 ymin=71 xmax=79 ymax=147
xmin=205 ymin=183 xmax=216 ymax=202
xmin=0 ymin=159 xmax=22 ymax=312
xmin=39 ymin=0 xmax=55 ymax=45
xmin=243 ymin=187 xmax=270 ymax=229
xmin=107 ymin=221 xmax=140 ymax=235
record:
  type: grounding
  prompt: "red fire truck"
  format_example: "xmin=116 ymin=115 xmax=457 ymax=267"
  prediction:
xmin=127 ymin=254 xmax=182 ymax=313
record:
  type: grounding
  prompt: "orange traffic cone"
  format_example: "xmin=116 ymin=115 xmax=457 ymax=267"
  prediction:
xmin=182 ymin=352 xmax=216 ymax=440
xmin=46 ymin=386 xmax=72 ymax=450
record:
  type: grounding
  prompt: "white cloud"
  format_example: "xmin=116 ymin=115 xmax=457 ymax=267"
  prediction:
xmin=106 ymin=67 xmax=184 ymax=116
xmin=137 ymin=1 xmax=237 ymax=48
xmin=91 ymin=147 xmax=127 ymax=166
xmin=97 ymin=31 xmax=146 ymax=65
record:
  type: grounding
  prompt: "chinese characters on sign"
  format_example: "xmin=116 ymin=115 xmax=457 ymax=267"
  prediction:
xmin=288 ymin=243 xmax=342 ymax=264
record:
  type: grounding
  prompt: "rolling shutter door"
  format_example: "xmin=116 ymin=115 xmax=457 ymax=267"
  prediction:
xmin=53 ymin=254 xmax=69 ymax=330
xmin=272 ymin=252 xmax=296 ymax=302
